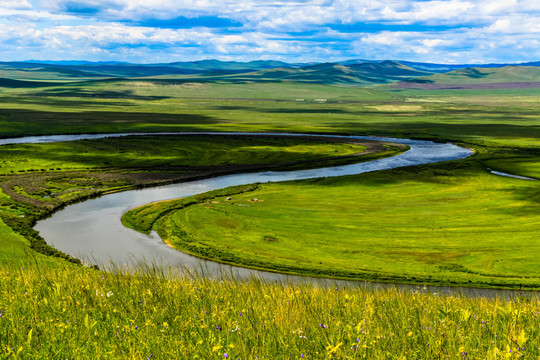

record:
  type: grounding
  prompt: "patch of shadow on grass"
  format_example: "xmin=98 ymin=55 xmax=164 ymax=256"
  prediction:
xmin=30 ymin=88 xmax=171 ymax=101
xmin=210 ymin=105 xmax=354 ymax=114
xmin=0 ymin=96 xmax=135 ymax=108
xmin=0 ymin=108 xmax=224 ymax=130
xmin=333 ymin=122 xmax=540 ymax=140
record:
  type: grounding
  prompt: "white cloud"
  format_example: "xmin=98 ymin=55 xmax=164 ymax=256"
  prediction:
xmin=381 ymin=0 xmax=475 ymax=23
xmin=0 ymin=0 xmax=540 ymax=63
xmin=0 ymin=0 xmax=32 ymax=10
xmin=484 ymin=16 xmax=540 ymax=34
xmin=360 ymin=32 xmax=405 ymax=46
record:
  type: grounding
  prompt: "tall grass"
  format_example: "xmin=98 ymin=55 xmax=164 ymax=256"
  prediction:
xmin=1 ymin=260 xmax=538 ymax=359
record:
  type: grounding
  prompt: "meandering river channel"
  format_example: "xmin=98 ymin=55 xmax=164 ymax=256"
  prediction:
xmin=7 ymin=132 xmax=524 ymax=297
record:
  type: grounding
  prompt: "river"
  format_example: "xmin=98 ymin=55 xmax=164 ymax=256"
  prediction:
xmin=7 ymin=132 xmax=525 ymax=297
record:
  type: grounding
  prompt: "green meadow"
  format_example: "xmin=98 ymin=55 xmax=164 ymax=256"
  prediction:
xmin=125 ymin=159 xmax=539 ymax=288
xmin=0 ymin=76 xmax=539 ymax=358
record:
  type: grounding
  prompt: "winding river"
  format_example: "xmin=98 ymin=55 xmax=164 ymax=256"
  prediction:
xmin=8 ymin=132 xmax=523 ymax=297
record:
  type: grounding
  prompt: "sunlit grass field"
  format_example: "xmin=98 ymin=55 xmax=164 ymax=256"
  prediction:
xmin=1 ymin=261 xmax=538 ymax=359
xmin=124 ymin=159 xmax=540 ymax=289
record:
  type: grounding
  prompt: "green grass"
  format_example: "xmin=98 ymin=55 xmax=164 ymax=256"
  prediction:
xmin=125 ymin=159 xmax=540 ymax=289
xmin=0 ymin=73 xmax=539 ymax=357
xmin=483 ymin=156 xmax=540 ymax=179
xmin=0 ymin=134 xmax=372 ymax=175
xmin=0 ymin=134 xmax=395 ymax=264
xmin=1 ymin=262 xmax=539 ymax=359
xmin=0 ymin=82 xmax=538 ymax=152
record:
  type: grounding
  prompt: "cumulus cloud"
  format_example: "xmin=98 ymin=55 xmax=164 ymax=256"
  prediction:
xmin=0 ymin=0 xmax=33 ymax=10
xmin=0 ymin=0 xmax=539 ymax=63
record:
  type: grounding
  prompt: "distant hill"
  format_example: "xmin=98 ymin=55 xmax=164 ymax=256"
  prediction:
xmin=0 ymin=63 xmax=107 ymax=81
xmin=367 ymin=60 xmax=540 ymax=73
xmin=209 ymin=60 xmax=434 ymax=85
xmin=0 ymin=60 xmax=303 ymax=80
xmin=411 ymin=66 xmax=540 ymax=84
xmin=392 ymin=66 xmax=540 ymax=90
xmin=1 ymin=59 xmax=540 ymax=87
xmin=164 ymin=60 xmax=299 ymax=71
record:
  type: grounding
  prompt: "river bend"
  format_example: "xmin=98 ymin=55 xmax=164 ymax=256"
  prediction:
xmin=4 ymin=132 xmax=494 ymax=294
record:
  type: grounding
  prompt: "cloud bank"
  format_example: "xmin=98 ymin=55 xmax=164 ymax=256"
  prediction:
xmin=1 ymin=0 xmax=539 ymax=63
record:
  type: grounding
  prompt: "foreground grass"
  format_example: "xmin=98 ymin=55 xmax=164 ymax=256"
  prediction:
xmin=1 ymin=261 xmax=538 ymax=359
xmin=124 ymin=158 xmax=540 ymax=289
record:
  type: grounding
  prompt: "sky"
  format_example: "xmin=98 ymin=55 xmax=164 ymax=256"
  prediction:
xmin=1 ymin=0 xmax=540 ymax=64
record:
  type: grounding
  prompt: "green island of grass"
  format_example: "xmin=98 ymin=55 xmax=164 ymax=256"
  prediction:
xmin=124 ymin=157 xmax=540 ymax=289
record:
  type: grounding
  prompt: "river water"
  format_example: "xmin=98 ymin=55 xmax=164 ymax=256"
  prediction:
xmin=7 ymin=132 xmax=527 ymax=297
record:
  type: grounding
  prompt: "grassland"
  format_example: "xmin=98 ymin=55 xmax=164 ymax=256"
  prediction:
xmin=123 ymin=157 xmax=540 ymax=289
xmin=0 ymin=76 xmax=539 ymax=358
xmin=0 ymin=133 xmax=391 ymax=266
xmin=0 ymin=79 xmax=539 ymax=281
xmin=1 ymin=262 xmax=539 ymax=359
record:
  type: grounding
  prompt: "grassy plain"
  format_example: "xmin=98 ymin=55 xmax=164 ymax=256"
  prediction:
xmin=0 ymin=78 xmax=539 ymax=357
xmin=0 ymin=80 xmax=538 ymax=149
xmin=0 ymin=80 xmax=539 ymax=280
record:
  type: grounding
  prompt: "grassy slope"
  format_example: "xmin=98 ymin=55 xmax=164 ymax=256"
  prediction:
xmin=1 ymin=263 xmax=538 ymax=359
xmin=414 ymin=66 xmax=540 ymax=84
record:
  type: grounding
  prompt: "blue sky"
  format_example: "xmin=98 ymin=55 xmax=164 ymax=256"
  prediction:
xmin=1 ymin=0 xmax=539 ymax=64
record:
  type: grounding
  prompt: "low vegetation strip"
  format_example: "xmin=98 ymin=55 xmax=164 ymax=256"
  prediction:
xmin=126 ymin=158 xmax=540 ymax=289
xmin=0 ymin=263 xmax=538 ymax=359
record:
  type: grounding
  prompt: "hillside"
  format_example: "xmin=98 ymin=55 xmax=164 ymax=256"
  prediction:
xmin=204 ymin=60 xmax=434 ymax=85
xmin=416 ymin=66 xmax=540 ymax=84
xmin=1 ymin=59 xmax=540 ymax=87
xmin=393 ymin=65 xmax=540 ymax=90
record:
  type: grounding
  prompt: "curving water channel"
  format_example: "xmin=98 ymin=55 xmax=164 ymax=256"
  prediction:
xmin=7 ymin=132 xmax=524 ymax=297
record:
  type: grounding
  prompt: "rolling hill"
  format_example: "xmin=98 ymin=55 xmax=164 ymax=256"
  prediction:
xmin=393 ymin=65 xmax=540 ymax=90
xmin=197 ymin=60 xmax=435 ymax=85
xmin=1 ymin=59 xmax=540 ymax=88
xmin=411 ymin=66 xmax=540 ymax=84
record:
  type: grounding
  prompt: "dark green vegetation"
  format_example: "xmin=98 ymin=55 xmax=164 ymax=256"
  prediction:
xmin=412 ymin=65 xmax=540 ymax=84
